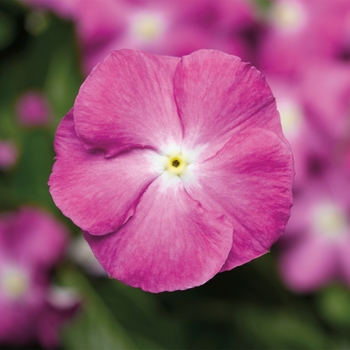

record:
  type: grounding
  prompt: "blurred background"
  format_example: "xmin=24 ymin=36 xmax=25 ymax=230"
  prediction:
xmin=1 ymin=0 xmax=350 ymax=349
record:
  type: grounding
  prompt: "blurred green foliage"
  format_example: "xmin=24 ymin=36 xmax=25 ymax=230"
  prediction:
xmin=1 ymin=1 xmax=350 ymax=349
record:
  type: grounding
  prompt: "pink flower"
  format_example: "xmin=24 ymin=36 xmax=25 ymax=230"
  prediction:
xmin=279 ymin=171 xmax=350 ymax=292
xmin=49 ymin=49 xmax=294 ymax=293
xmin=0 ymin=140 xmax=18 ymax=170
xmin=0 ymin=207 xmax=78 ymax=348
xmin=16 ymin=91 xmax=51 ymax=127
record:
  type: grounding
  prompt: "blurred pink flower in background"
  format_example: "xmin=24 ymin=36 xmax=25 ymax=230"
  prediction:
xmin=22 ymin=0 xmax=261 ymax=74
xmin=0 ymin=140 xmax=18 ymax=170
xmin=0 ymin=207 xmax=79 ymax=348
xmin=278 ymin=172 xmax=350 ymax=292
xmin=267 ymin=76 xmax=314 ymax=188
xmin=259 ymin=0 xmax=350 ymax=75
xmin=275 ymin=58 xmax=350 ymax=294
xmin=78 ymin=0 xmax=260 ymax=74
xmin=300 ymin=62 xmax=350 ymax=148
xmin=16 ymin=91 xmax=51 ymax=127
xmin=49 ymin=49 xmax=294 ymax=292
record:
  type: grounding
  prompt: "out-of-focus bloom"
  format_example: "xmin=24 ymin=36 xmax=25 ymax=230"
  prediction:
xmin=0 ymin=207 xmax=79 ymax=348
xmin=293 ymin=62 xmax=350 ymax=180
xmin=266 ymin=75 xmax=329 ymax=188
xmin=267 ymin=77 xmax=307 ymax=187
xmin=16 ymin=91 xmax=51 ymax=127
xmin=259 ymin=0 xmax=350 ymax=74
xmin=300 ymin=62 xmax=350 ymax=146
xmin=259 ymin=0 xmax=313 ymax=74
xmin=49 ymin=49 xmax=294 ymax=292
xmin=279 ymin=172 xmax=350 ymax=292
xmin=80 ymin=0 xmax=259 ymax=73
xmin=0 ymin=140 xmax=18 ymax=170
xmin=26 ymin=0 xmax=259 ymax=74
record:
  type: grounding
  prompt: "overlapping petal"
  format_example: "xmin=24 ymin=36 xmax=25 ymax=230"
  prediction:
xmin=84 ymin=175 xmax=233 ymax=293
xmin=183 ymin=128 xmax=294 ymax=270
xmin=174 ymin=50 xmax=283 ymax=161
xmin=49 ymin=110 xmax=162 ymax=235
xmin=74 ymin=49 xmax=183 ymax=156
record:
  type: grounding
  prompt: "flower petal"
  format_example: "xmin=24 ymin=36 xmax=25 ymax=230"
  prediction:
xmin=182 ymin=128 xmax=294 ymax=270
xmin=84 ymin=175 xmax=233 ymax=292
xmin=74 ymin=49 xmax=182 ymax=156
xmin=49 ymin=110 xmax=162 ymax=235
xmin=174 ymin=49 xmax=283 ymax=161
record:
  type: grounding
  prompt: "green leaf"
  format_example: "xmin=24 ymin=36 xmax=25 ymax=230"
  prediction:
xmin=232 ymin=304 xmax=331 ymax=349
xmin=317 ymin=284 xmax=350 ymax=331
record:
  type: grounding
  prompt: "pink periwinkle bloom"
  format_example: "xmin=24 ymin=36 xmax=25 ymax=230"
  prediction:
xmin=0 ymin=140 xmax=18 ymax=170
xmin=279 ymin=172 xmax=350 ymax=292
xmin=49 ymin=49 xmax=294 ymax=293
xmin=16 ymin=91 xmax=51 ymax=127
xmin=0 ymin=207 xmax=78 ymax=348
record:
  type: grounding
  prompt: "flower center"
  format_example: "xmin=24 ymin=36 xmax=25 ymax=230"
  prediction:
xmin=0 ymin=265 xmax=29 ymax=300
xmin=271 ymin=0 xmax=306 ymax=32
xmin=278 ymin=99 xmax=304 ymax=139
xmin=312 ymin=202 xmax=348 ymax=240
xmin=131 ymin=12 xmax=164 ymax=43
xmin=165 ymin=153 xmax=187 ymax=176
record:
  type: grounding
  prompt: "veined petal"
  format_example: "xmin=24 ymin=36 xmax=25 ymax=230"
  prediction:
xmin=84 ymin=175 xmax=233 ymax=293
xmin=182 ymin=128 xmax=294 ymax=270
xmin=49 ymin=110 xmax=162 ymax=235
xmin=174 ymin=50 xmax=283 ymax=161
xmin=74 ymin=49 xmax=182 ymax=156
